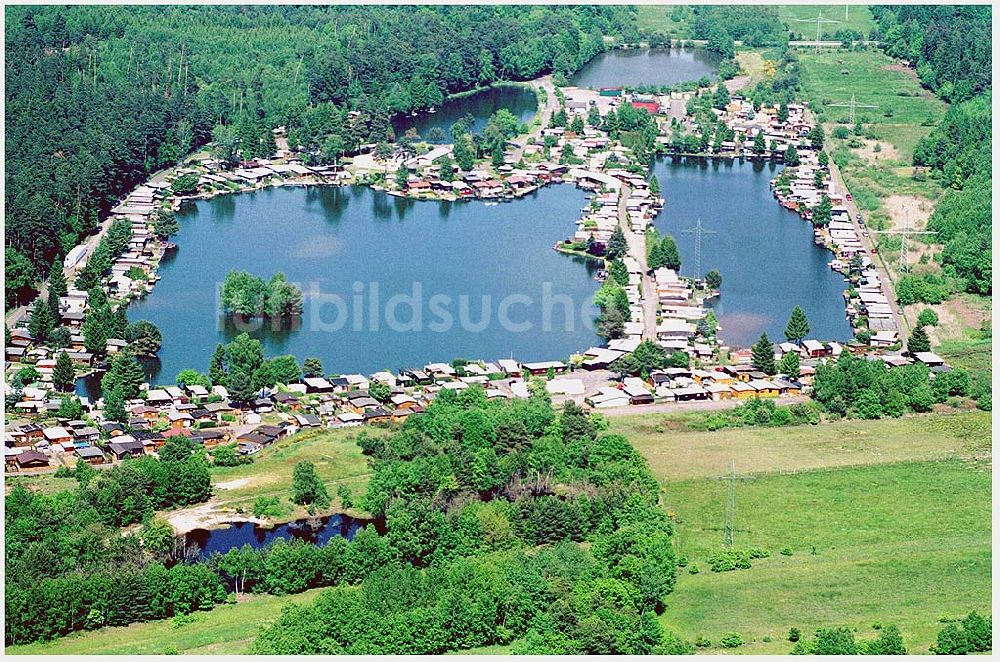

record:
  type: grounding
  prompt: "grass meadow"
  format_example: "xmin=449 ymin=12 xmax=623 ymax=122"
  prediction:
xmin=659 ymin=459 xmax=991 ymax=654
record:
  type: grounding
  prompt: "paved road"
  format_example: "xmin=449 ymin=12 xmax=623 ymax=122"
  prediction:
xmin=5 ymin=213 xmax=118 ymax=328
xmin=820 ymin=140 xmax=907 ymax=343
xmin=616 ymin=184 xmax=658 ymax=340
xmin=511 ymin=75 xmax=558 ymax=163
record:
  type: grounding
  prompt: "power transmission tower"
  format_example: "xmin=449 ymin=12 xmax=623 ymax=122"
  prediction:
xmin=873 ymin=212 xmax=937 ymax=275
xmin=792 ymin=11 xmax=841 ymax=52
xmin=828 ymin=93 xmax=879 ymax=125
xmin=682 ymin=219 xmax=716 ymax=280
xmin=723 ymin=461 xmax=736 ymax=548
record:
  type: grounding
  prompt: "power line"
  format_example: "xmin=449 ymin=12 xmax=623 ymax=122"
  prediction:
xmin=828 ymin=92 xmax=879 ymax=125
xmin=791 ymin=11 xmax=841 ymax=52
xmin=681 ymin=219 xmax=716 ymax=281
xmin=872 ymin=211 xmax=937 ymax=275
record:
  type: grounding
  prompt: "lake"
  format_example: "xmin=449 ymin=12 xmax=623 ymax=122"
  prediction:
xmin=186 ymin=514 xmax=377 ymax=558
xmin=391 ymin=85 xmax=538 ymax=143
xmin=126 ymin=184 xmax=601 ymax=384
xmin=651 ymin=156 xmax=853 ymax=347
xmin=571 ymin=47 xmax=721 ymax=89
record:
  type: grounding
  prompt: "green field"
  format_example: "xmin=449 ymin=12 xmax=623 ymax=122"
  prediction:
xmin=798 ymin=49 xmax=947 ymax=157
xmin=610 ymin=410 xmax=990 ymax=483
xmin=9 ymin=413 xmax=991 ymax=655
xmin=796 ymin=47 xmax=949 ymax=247
xmin=636 ymin=5 xmax=696 ymax=39
xmin=660 ymin=459 xmax=991 ymax=654
xmin=6 ymin=588 xmax=327 ymax=655
xmin=636 ymin=6 xmax=876 ymax=42
xmin=778 ymin=5 xmax=876 ymax=38
xmin=206 ymin=426 xmax=381 ymax=516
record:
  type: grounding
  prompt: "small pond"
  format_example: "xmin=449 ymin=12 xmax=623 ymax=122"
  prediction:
xmin=186 ymin=513 xmax=378 ymax=558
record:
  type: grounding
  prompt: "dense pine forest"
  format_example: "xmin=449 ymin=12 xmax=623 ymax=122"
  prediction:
xmin=5 ymin=5 xmax=633 ymax=307
xmin=872 ymin=5 xmax=992 ymax=297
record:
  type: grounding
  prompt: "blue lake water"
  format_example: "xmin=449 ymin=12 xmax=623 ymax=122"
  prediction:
xmin=571 ymin=47 xmax=721 ymax=88
xmin=126 ymin=184 xmax=601 ymax=383
xmin=392 ymin=85 xmax=538 ymax=143
xmin=650 ymin=156 xmax=853 ymax=347
xmin=186 ymin=514 xmax=377 ymax=558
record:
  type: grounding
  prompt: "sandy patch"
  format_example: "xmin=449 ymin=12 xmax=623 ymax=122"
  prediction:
xmin=854 ymin=138 xmax=899 ymax=164
xmin=882 ymin=195 xmax=937 ymax=264
xmin=165 ymin=501 xmax=266 ymax=535
xmin=723 ymin=75 xmax=751 ymax=94
xmin=214 ymin=477 xmax=254 ymax=490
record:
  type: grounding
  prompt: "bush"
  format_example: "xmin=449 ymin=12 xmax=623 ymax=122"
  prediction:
xmin=694 ymin=636 xmax=711 ymax=648
xmin=720 ymin=632 xmax=743 ymax=648
xmin=780 ymin=547 xmax=793 ymax=556
xmin=253 ymin=496 xmax=283 ymax=519
xmin=931 ymin=611 xmax=992 ymax=654
xmin=171 ymin=613 xmax=198 ymax=629
xmin=688 ymin=564 xmax=699 ymax=575
xmin=788 ymin=627 xmax=801 ymax=642
xmin=917 ymin=308 xmax=939 ymax=326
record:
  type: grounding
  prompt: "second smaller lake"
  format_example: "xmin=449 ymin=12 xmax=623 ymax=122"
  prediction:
xmin=571 ymin=47 xmax=721 ymax=89
xmin=186 ymin=514 xmax=377 ymax=558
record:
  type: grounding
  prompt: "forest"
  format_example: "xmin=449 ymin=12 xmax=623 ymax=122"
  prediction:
xmin=5 ymin=388 xmax=683 ymax=654
xmin=874 ymin=4 xmax=992 ymax=298
xmin=5 ymin=5 xmax=634 ymax=307
xmin=871 ymin=5 xmax=991 ymax=103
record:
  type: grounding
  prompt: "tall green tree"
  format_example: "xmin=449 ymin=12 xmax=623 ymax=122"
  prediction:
xmin=303 ymin=357 xmax=324 ymax=378
xmin=101 ymin=353 xmax=146 ymax=399
xmin=152 ymin=208 xmax=180 ymax=238
xmin=28 ymin=297 xmax=54 ymax=344
xmin=125 ymin=320 xmax=163 ymax=356
xmin=52 ymin=351 xmax=76 ymax=391
xmin=291 ymin=461 xmax=330 ymax=509
xmin=751 ymin=332 xmax=777 ymax=375
xmin=778 ymin=350 xmax=800 ymax=380
xmin=812 ymin=194 xmax=832 ymax=227
xmin=907 ymin=325 xmax=931 ymax=354
xmin=784 ymin=306 xmax=810 ymax=344
xmin=209 ymin=343 xmax=228 ymax=386
xmin=103 ymin=385 xmax=128 ymax=423
xmin=46 ymin=258 xmax=67 ymax=318
xmin=606 ymin=227 xmax=627 ymax=260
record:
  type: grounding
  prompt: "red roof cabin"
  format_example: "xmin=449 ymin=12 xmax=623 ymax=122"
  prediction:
xmin=630 ymin=101 xmax=660 ymax=115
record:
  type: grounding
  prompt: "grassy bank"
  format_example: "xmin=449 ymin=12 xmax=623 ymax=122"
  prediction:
xmin=6 ymin=588 xmax=328 ymax=655
xmin=610 ymin=410 xmax=990 ymax=483
xmin=659 ymin=459 xmax=991 ymax=654
xmin=206 ymin=426 xmax=381 ymax=518
xmin=778 ymin=5 xmax=876 ymax=38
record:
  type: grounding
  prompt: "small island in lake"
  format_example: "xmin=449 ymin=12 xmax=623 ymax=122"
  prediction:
xmin=221 ymin=270 xmax=304 ymax=318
